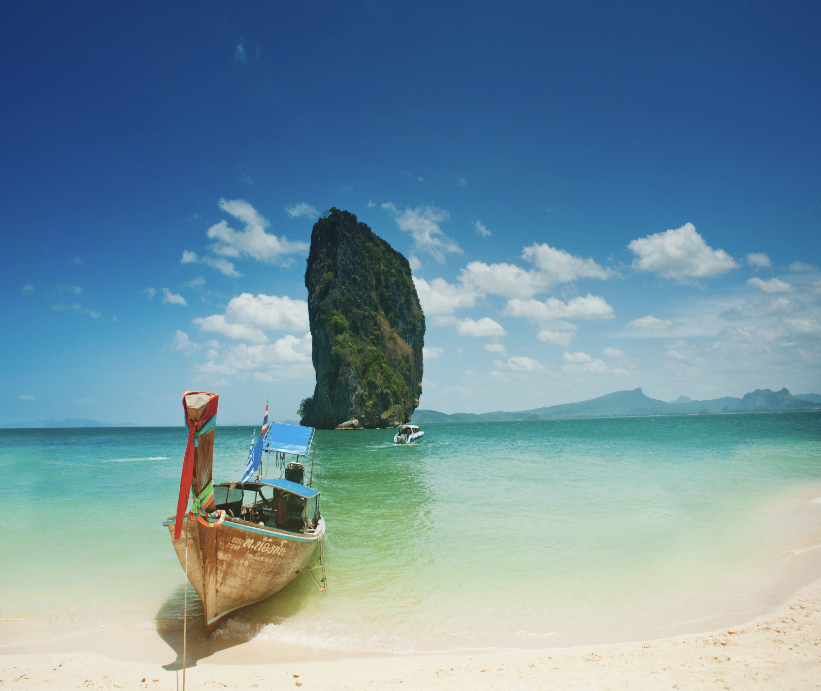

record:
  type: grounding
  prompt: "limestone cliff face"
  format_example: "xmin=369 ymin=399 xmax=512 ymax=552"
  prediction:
xmin=300 ymin=208 xmax=425 ymax=429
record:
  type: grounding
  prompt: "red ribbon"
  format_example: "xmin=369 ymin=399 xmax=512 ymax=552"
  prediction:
xmin=173 ymin=391 xmax=219 ymax=540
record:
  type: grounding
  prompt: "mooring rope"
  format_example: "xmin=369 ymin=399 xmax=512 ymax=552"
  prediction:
xmin=183 ymin=528 xmax=188 ymax=691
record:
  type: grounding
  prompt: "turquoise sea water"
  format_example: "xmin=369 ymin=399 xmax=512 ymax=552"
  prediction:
xmin=1 ymin=413 xmax=820 ymax=653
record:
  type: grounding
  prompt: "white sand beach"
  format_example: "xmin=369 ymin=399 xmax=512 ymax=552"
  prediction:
xmin=2 ymin=574 xmax=820 ymax=691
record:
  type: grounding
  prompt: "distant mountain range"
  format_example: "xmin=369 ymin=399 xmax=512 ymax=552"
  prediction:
xmin=0 ymin=418 xmax=138 ymax=429
xmin=411 ymin=388 xmax=821 ymax=423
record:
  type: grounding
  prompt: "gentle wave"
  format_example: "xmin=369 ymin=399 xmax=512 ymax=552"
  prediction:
xmin=102 ymin=456 xmax=170 ymax=463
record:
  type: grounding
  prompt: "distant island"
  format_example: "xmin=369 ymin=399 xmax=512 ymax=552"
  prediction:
xmin=0 ymin=418 xmax=138 ymax=429
xmin=412 ymin=388 xmax=821 ymax=423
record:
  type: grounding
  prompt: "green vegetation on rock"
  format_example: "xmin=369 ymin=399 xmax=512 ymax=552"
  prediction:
xmin=300 ymin=208 xmax=425 ymax=429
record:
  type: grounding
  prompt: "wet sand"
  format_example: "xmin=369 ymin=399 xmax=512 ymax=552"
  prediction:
xmin=2 ymin=575 xmax=820 ymax=690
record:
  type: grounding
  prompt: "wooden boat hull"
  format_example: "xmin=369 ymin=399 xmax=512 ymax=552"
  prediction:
xmin=164 ymin=514 xmax=324 ymax=633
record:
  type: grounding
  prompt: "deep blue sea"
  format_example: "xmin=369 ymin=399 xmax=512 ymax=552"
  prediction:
xmin=1 ymin=413 xmax=820 ymax=652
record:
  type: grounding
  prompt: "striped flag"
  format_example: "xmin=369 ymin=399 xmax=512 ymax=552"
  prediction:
xmin=261 ymin=402 xmax=269 ymax=435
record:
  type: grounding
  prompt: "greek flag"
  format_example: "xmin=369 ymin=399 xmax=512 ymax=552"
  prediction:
xmin=241 ymin=431 xmax=257 ymax=484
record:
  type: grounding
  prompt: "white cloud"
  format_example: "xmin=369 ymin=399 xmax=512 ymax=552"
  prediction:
xmin=198 ymin=334 xmax=313 ymax=380
xmin=784 ymin=318 xmax=821 ymax=334
xmin=747 ymin=277 xmax=792 ymax=294
xmin=483 ymin=343 xmax=507 ymax=353
xmin=412 ymin=276 xmax=478 ymax=317
xmin=561 ymin=351 xmax=610 ymax=375
xmin=143 ymin=287 xmax=157 ymax=299
xmin=226 ymin=293 xmax=309 ymax=330
xmin=202 ymin=255 xmax=241 ymax=277
xmin=456 ymin=317 xmax=507 ymax=337
xmin=746 ymin=252 xmax=771 ymax=268
xmin=523 ymin=243 xmax=614 ymax=285
xmin=505 ymin=294 xmax=615 ymax=323
xmin=628 ymin=223 xmax=738 ymax=282
xmin=460 ymin=261 xmax=549 ymax=299
xmin=285 ymin=203 xmax=319 ymax=219
xmin=408 ymin=255 xmax=422 ymax=271
xmin=790 ymin=261 xmax=819 ymax=272
xmin=506 ymin=356 xmax=543 ymax=372
xmin=205 ymin=198 xmax=309 ymax=267
xmin=474 ymin=220 xmax=492 ymax=237
xmin=181 ymin=250 xmax=198 ymax=264
xmin=52 ymin=303 xmax=100 ymax=318
xmin=193 ymin=293 xmax=309 ymax=344
xmin=57 ymin=284 xmax=82 ymax=294
xmin=18 ymin=394 xmax=35 ymax=400
xmin=626 ymin=315 xmax=674 ymax=329
xmin=171 ymin=330 xmax=201 ymax=355
xmin=22 ymin=284 xmax=34 ymax=295
xmin=182 ymin=276 xmax=206 ymax=288
xmin=162 ymin=288 xmax=187 ymax=306
xmin=234 ymin=42 xmax=247 ymax=63
xmin=193 ymin=315 xmax=268 ymax=344
xmin=423 ymin=346 xmax=444 ymax=359
xmin=536 ymin=328 xmax=576 ymax=346
xmin=367 ymin=200 xmax=376 ymax=208
xmin=603 ymin=347 xmax=625 ymax=357
xmin=384 ymin=203 xmax=462 ymax=263
xmin=456 ymin=176 xmax=467 ymax=188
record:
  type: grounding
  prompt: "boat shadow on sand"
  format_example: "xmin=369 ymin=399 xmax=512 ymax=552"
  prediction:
xmin=155 ymin=575 xmax=320 ymax=669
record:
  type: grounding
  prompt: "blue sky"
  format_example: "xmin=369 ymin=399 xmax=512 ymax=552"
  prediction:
xmin=2 ymin=1 xmax=820 ymax=425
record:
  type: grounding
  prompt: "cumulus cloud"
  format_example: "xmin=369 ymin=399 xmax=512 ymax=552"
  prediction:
xmin=628 ymin=223 xmax=738 ymax=282
xmin=423 ymin=346 xmax=444 ymax=359
xmin=383 ymin=203 xmax=462 ymax=263
xmin=408 ymin=255 xmax=422 ymax=271
xmin=162 ymin=288 xmax=187 ymax=306
xmin=505 ymin=294 xmax=615 ymax=323
xmin=506 ymin=356 xmax=543 ymax=371
xmin=483 ymin=343 xmax=507 ymax=353
xmin=561 ymin=351 xmax=611 ymax=375
xmin=286 ymin=203 xmax=319 ymax=219
xmin=523 ymin=243 xmax=614 ymax=285
xmin=626 ymin=315 xmax=673 ymax=329
xmin=206 ymin=198 xmax=309 ymax=266
xmin=143 ymin=287 xmax=157 ymax=299
xmin=474 ymin=220 xmax=492 ymax=237
xmin=603 ymin=347 xmax=626 ymax=357
xmin=536 ymin=328 xmax=576 ymax=346
xmin=747 ymin=277 xmax=792 ymax=294
xmin=181 ymin=250 xmax=198 ymax=264
xmin=171 ymin=330 xmax=201 ymax=355
xmin=198 ymin=334 xmax=313 ymax=380
xmin=746 ymin=252 xmax=771 ymax=268
xmin=412 ymin=276 xmax=478 ymax=317
xmin=790 ymin=261 xmax=819 ymax=272
xmin=202 ymin=255 xmax=241 ymax=276
xmin=456 ymin=317 xmax=507 ymax=337
xmin=193 ymin=293 xmax=309 ymax=345
xmin=22 ymin=284 xmax=34 ymax=295
xmin=57 ymin=284 xmax=82 ymax=294
xmin=784 ymin=318 xmax=821 ymax=334
xmin=459 ymin=261 xmax=549 ymax=299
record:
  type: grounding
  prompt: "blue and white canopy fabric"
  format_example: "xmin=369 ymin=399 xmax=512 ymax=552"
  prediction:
xmin=262 ymin=423 xmax=314 ymax=456
xmin=253 ymin=477 xmax=320 ymax=499
xmin=241 ymin=422 xmax=314 ymax=484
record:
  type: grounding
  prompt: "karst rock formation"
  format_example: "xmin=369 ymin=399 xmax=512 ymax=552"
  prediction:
xmin=299 ymin=208 xmax=425 ymax=429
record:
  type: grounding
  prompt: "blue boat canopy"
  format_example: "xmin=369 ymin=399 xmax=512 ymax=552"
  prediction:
xmin=255 ymin=478 xmax=320 ymax=499
xmin=263 ymin=423 xmax=315 ymax=456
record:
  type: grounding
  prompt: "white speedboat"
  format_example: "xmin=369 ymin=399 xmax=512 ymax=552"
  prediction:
xmin=394 ymin=424 xmax=424 ymax=443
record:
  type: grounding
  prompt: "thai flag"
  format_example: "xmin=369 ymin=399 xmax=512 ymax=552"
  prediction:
xmin=261 ymin=402 xmax=269 ymax=435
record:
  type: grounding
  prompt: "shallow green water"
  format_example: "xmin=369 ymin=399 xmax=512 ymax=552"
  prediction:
xmin=1 ymin=413 xmax=820 ymax=651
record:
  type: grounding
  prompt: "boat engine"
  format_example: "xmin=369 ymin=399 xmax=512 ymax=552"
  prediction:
xmin=285 ymin=462 xmax=305 ymax=485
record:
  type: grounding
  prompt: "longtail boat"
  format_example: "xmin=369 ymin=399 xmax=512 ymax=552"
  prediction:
xmin=164 ymin=392 xmax=326 ymax=633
